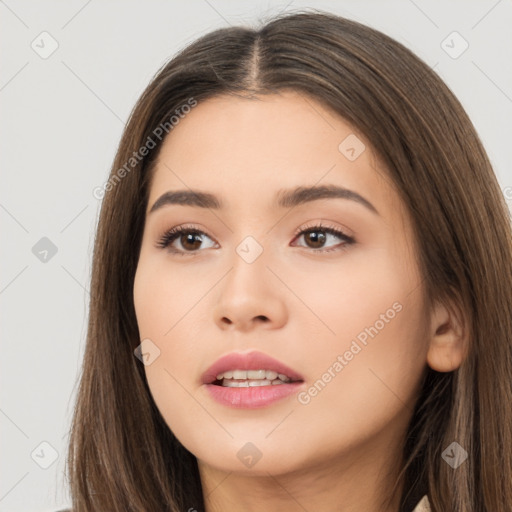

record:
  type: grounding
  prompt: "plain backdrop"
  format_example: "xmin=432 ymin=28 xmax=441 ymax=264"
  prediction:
xmin=1 ymin=1 xmax=511 ymax=510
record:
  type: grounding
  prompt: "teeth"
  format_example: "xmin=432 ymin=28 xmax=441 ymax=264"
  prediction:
xmin=223 ymin=380 xmax=249 ymax=388
xmin=215 ymin=369 xmax=291 ymax=382
xmin=248 ymin=379 xmax=271 ymax=387
xmin=222 ymin=378 xmax=286 ymax=387
xmin=247 ymin=370 xmax=266 ymax=379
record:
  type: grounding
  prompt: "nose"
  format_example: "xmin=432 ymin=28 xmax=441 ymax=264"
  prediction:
xmin=213 ymin=246 xmax=288 ymax=333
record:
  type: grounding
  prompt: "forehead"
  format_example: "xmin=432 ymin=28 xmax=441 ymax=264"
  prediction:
xmin=147 ymin=91 xmax=400 ymax=215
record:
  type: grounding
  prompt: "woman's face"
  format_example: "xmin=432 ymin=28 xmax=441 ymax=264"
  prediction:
xmin=133 ymin=91 xmax=430 ymax=477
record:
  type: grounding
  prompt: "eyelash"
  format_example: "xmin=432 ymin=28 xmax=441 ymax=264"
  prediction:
xmin=155 ymin=222 xmax=355 ymax=256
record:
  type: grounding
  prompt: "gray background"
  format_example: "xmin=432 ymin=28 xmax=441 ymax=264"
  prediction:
xmin=1 ymin=1 xmax=511 ymax=510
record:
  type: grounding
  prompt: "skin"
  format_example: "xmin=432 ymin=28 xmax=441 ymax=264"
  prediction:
xmin=133 ymin=91 xmax=466 ymax=512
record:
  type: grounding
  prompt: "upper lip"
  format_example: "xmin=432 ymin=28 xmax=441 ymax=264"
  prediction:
xmin=201 ymin=350 xmax=304 ymax=384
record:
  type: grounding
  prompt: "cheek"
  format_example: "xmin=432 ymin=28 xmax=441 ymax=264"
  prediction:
xmin=286 ymin=244 xmax=423 ymax=352
xmin=133 ymin=254 xmax=207 ymax=339
xmin=287 ymin=295 xmax=427 ymax=468
xmin=291 ymin=246 xmax=427 ymax=415
xmin=133 ymin=257 xmax=215 ymax=438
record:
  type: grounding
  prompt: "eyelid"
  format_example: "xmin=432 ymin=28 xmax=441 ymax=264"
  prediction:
xmin=292 ymin=220 xmax=354 ymax=241
xmin=156 ymin=221 xmax=355 ymax=255
xmin=290 ymin=221 xmax=355 ymax=253
xmin=154 ymin=223 xmax=216 ymax=252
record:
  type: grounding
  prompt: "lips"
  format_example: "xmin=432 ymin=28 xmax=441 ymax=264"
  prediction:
xmin=201 ymin=350 xmax=304 ymax=385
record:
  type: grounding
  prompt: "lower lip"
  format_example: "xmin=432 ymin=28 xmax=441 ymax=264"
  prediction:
xmin=204 ymin=382 xmax=304 ymax=408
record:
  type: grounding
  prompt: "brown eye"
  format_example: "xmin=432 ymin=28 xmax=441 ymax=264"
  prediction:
xmin=156 ymin=226 xmax=217 ymax=254
xmin=179 ymin=232 xmax=204 ymax=251
xmin=292 ymin=225 xmax=355 ymax=253
xmin=303 ymin=230 xmax=327 ymax=249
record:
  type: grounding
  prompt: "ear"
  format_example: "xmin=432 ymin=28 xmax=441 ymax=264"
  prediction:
xmin=426 ymin=298 xmax=468 ymax=372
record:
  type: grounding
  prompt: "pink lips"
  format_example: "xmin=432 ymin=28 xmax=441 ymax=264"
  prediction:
xmin=201 ymin=350 xmax=305 ymax=409
xmin=201 ymin=351 xmax=304 ymax=384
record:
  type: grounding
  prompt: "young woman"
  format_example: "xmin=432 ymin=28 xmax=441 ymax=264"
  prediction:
xmin=64 ymin=10 xmax=512 ymax=512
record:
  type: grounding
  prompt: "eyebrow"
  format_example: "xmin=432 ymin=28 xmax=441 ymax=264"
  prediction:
xmin=148 ymin=184 xmax=379 ymax=215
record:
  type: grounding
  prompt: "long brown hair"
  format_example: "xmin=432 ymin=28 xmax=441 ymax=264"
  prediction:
xmin=65 ymin=10 xmax=512 ymax=511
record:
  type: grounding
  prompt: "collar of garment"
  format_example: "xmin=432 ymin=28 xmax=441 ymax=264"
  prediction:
xmin=412 ymin=495 xmax=431 ymax=512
